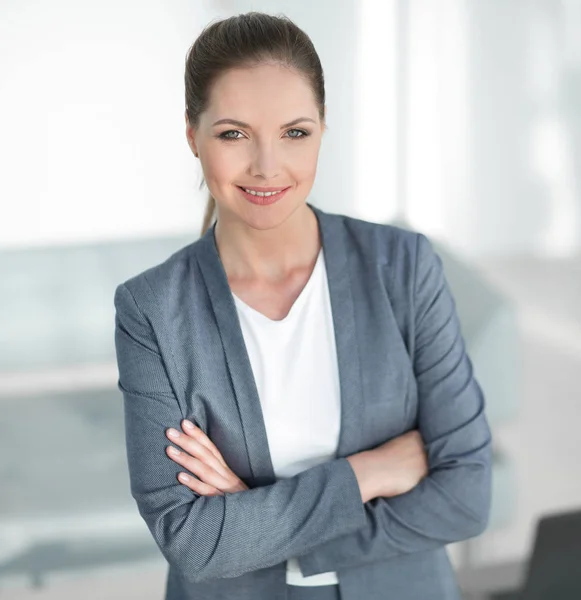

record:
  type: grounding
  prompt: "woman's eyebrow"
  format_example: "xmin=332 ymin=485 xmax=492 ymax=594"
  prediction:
xmin=211 ymin=117 xmax=317 ymax=129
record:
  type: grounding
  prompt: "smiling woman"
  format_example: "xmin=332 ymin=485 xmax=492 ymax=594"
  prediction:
xmin=185 ymin=61 xmax=325 ymax=240
xmin=183 ymin=15 xmax=327 ymax=249
xmin=113 ymin=10 xmax=492 ymax=600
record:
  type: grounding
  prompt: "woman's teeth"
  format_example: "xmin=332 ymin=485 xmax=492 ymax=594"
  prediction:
xmin=242 ymin=188 xmax=283 ymax=197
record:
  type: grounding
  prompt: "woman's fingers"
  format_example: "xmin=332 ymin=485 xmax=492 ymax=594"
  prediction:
xmin=180 ymin=420 xmax=228 ymax=468
xmin=166 ymin=426 xmax=229 ymax=478
xmin=175 ymin=470 xmax=224 ymax=496
xmin=164 ymin=422 xmax=250 ymax=494
xmin=165 ymin=444 xmax=229 ymax=489
xmin=165 ymin=440 xmax=229 ymax=488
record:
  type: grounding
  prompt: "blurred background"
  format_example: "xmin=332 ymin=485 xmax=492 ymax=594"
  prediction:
xmin=1 ymin=0 xmax=580 ymax=598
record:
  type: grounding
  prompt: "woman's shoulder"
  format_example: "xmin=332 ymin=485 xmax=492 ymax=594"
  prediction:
xmin=323 ymin=208 xmax=423 ymax=269
xmin=115 ymin=239 xmax=199 ymax=311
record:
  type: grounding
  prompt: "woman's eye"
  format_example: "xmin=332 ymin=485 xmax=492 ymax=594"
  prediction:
xmin=286 ymin=128 xmax=309 ymax=139
xmin=218 ymin=130 xmax=243 ymax=140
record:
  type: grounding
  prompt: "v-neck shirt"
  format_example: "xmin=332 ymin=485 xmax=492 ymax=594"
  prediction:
xmin=232 ymin=247 xmax=342 ymax=587
xmin=231 ymin=248 xmax=324 ymax=325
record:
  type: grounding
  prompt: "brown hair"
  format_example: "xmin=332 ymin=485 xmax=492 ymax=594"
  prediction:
xmin=184 ymin=12 xmax=326 ymax=236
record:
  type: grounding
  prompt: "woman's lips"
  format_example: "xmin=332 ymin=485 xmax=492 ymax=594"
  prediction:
xmin=237 ymin=185 xmax=290 ymax=206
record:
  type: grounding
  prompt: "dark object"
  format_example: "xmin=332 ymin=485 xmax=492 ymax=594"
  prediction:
xmin=491 ymin=509 xmax=581 ymax=600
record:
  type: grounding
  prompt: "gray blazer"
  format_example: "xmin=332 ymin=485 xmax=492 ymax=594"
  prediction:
xmin=113 ymin=203 xmax=492 ymax=600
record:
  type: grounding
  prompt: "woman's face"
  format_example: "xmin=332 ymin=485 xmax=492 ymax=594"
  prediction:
xmin=186 ymin=62 xmax=325 ymax=231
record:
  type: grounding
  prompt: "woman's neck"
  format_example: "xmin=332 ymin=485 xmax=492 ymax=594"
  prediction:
xmin=214 ymin=203 xmax=321 ymax=283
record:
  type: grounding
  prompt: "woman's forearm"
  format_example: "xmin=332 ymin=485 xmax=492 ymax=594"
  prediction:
xmin=346 ymin=430 xmax=429 ymax=503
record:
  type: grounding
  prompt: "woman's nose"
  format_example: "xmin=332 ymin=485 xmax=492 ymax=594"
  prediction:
xmin=248 ymin=141 xmax=280 ymax=179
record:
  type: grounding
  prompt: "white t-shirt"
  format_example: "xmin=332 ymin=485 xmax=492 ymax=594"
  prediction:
xmin=232 ymin=247 xmax=342 ymax=586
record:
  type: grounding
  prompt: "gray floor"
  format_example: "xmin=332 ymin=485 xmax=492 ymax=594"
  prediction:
xmin=0 ymin=387 xmax=161 ymax=594
xmin=0 ymin=559 xmax=168 ymax=600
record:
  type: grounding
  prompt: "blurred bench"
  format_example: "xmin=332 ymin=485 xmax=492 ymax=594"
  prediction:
xmin=0 ymin=234 xmax=194 ymax=589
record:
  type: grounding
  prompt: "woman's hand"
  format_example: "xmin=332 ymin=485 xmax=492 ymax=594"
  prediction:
xmin=347 ymin=430 xmax=429 ymax=502
xmin=372 ymin=430 xmax=429 ymax=497
xmin=165 ymin=420 xmax=249 ymax=496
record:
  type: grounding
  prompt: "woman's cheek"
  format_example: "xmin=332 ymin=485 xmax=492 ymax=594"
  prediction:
xmin=291 ymin=147 xmax=320 ymax=182
xmin=204 ymin=146 xmax=246 ymax=186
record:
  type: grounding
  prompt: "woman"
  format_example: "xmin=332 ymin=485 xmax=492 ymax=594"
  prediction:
xmin=113 ymin=12 xmax=492 ymax=600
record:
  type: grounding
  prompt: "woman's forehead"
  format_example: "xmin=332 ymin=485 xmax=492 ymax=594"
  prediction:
xmin=205 ymin=65 xmax=319 ymax=118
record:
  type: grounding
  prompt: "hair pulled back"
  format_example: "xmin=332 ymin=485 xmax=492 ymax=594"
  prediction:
xmin=184 ymin=12 xmax=326 ymax=236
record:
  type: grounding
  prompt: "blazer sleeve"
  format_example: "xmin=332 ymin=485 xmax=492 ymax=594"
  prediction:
xmin=297 ymin=232 xmax=493 ymax=577
xmin=113 ymin=282 xmax=367 ymax=583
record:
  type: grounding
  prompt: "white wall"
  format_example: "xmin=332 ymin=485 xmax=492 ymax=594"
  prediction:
xmin=0 ymin=0 xmax=204 ymax=248
xmin=403 ymin=0 xmax=581 ymax=258
xmin=464 ymin=0 xmax=580 ymax=258
xmin=353 ymin=0 xmax=581 ymax=259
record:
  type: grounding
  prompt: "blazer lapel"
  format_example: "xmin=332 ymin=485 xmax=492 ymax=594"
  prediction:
xmin=196 ymin=225 xmax=275 ymax=487
xmin=194 ymin=203 xmax=364 ymax=487
xmin=312 ymin=205 xmax=365 ymax=459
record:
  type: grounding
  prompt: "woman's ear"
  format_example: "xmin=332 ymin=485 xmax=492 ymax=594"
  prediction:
xmin=185 ymin=112 xmax=199 ymax=157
